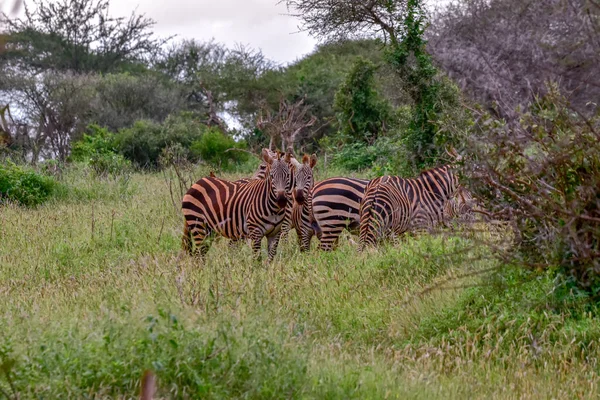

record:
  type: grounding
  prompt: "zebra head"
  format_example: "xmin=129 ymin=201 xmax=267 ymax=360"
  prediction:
xmin=290 ymin=153 xmax=317 ymax=206
xmin=262 ymin=148 xmax=292 ymax=209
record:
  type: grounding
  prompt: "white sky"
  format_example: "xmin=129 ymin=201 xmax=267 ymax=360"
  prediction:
xmin=111 ymin=0 xmax=319 ymax=65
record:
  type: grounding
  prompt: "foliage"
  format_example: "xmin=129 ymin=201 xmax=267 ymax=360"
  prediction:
xmin=333 ymin=57 xmax=394 ymax=145
xmin=429 ymin=0 xmax=600 ymax=120
xmin=384 ymin=0 xmax=442 ymax=170
xmin=465 ymin=85 xmax=600 ymax=292
xmin=91 ymin=73 xmax=185 ymax=132
xmin=71 ymin=125 xmax=131 ymax=176
xmin=249 ymin=40 xmax=386 ymax=148
xmin=1 ymin=0 xmax=161 ymax=74
xmin=0 ymin=160 xmax=56 ymax=206
xmin=190 ymin=128 xmax=248 ymax=170
xmin=115 ymin=114 xmax=205 ymax=168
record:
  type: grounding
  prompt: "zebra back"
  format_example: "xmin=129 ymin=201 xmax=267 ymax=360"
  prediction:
xmin=310 ymin=177 xmax=370 ymax=251
xmin=358 ymin=165 xmax=460 ymax=248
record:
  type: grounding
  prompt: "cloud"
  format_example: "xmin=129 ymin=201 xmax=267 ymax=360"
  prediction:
xmin=111 ymin=0 xmax=317 ymax=63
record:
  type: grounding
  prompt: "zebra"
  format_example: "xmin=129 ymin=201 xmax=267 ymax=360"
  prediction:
xmin=443 ymin=186 xmax=477 ymax=223
xmin=358 ymin=165 xmax=460 ymax=249
xmin=308 ymin=177 xmax=371 ymax=251
xmin=289 ymin=154 xmax=317 ymax=251
xmin=245 ymin=150 xmax=317 ymax=249
xmin=181 ymin=149 xmax=292 ymax=261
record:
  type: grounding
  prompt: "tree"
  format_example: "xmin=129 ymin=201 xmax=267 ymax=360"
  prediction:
xmin=284 ymin=0 xmax=446 ymax=169
xmin=281 ymin=0 xmax=407 ymax=43
xmin=91 ymin=73 xmax=185 ymax=132
xmin=333 ymin=57 xmax=393 ymax=145
xmin=428 ymin=0 xmax=600 ymax=120
xmin=256 ymin=97 xmax=317 ymax=152
xmin=156 ymin=40 xmax=274 ymax=131
xmin=4 ymin=71 xmax=97 ymax=161
xmin=1 ymin=0 xmax=162 ymax=73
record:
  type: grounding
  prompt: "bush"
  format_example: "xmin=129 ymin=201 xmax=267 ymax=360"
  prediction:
xmin=465 ymin=85 xmax=600 ymax=292
xmin=0 ymin=161 xmax=56 ymax=206
xmin=71 ymin=125 xmax=131 ymax=176
xmin=115 ymin=113 xmax=207 ymax=168
xmin=333 ymin=57 xmax=395 ymax=145
xmin=190 ymin=128 xmax=248 ymax=169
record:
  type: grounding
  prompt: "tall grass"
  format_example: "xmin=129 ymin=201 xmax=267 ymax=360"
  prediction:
xmin=1 ymin=166 xmax=599 ymax=398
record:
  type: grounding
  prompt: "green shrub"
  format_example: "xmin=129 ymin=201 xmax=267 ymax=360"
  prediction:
xmin=0 ymin=161 xmax=56 ymax=206
xmin=190 ymin=129 xmax=248 ymax=170
xmin=333 ymin=57 xmax=395 ymax=145
xmin=71 ymin=125 xmax=131 ymax=176
xmin=465 ymin=85 xmax=600 ymax=292
xmin=115 ymin=113 xmax=206 ymax=168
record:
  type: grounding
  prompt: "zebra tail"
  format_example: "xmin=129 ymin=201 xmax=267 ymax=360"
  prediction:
xmin=311 ymin=219 xmax=323 ymax=240
xmin=181 ymin=220 xmax=193 ymax=254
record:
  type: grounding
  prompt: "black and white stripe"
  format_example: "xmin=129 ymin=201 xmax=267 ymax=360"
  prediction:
xmin=181 ymin=149 xmax=292 ymax=261
xmin=359 ymin=165 xmax=460 ymax=249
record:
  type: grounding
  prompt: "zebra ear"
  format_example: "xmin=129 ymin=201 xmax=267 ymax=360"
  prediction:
xmin=310 ymin=154 xmax=317 ymax=168
xmin=284 ymin=151 xmax=292 ymax=164
xmin=262 ymin=148 xmax=274 ymax=164
xmin=290 ymin=157 xmax=301 ymax=169
xmin=302 ymin=154 xmax=310 ymax=164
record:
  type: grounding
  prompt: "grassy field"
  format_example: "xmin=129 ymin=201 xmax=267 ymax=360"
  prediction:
xmin=1 ymin=165 xmax=599 ymax=399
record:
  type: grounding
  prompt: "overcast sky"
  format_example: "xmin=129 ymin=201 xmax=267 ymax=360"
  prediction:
xmin=108 ymin=0 xmax=318 ymax=65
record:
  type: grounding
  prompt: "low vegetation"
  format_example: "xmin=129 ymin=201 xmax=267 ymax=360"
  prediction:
xmin=1 ymin=166 xmax=599 ymax=398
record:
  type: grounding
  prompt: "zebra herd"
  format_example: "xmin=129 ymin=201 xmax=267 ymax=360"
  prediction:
xmin=181 ymin=148 xmax=478 ymax=261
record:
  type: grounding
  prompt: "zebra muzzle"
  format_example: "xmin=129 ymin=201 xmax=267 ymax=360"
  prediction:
xmin=276 ymin=192 xmax=288 ymax=209
xmin=294 ymin=189 xmax=305 ymax=205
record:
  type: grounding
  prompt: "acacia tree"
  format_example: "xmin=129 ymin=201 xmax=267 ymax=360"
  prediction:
xmin=1 ymin=0 xmax=162 ymax=73
xmin=281 ymin=0 xmax=407 ymax=43
xmin=156 ymin=40 xmax=275 ymax=131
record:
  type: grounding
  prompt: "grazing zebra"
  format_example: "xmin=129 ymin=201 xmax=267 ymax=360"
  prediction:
xmin=443 ymin=186 xmax=477 ymax=223
xmin=289 ymin=154 xmax=317 ymax=251
xmin=181 ymin=149 xmax=292 ymax=261
xmin=358 ymin=165 xmax=460 ymax=249
xmin=308 ymin=177 xmax=370 ymax=251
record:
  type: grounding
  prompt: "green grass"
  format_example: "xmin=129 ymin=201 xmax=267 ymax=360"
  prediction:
xmin=1 ymin=166 xmax=599 ymax=398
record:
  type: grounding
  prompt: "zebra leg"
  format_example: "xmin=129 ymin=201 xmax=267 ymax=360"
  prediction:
xmin=280 ymin=207 xmax=292 ymax=239
xmin=267 ymin=231 xmax=283 ymax=262
xmin=296 ymin=224 xmax=314 ymax=252
xmin=247 ymin=227 xmax=265 ymax=261
xmin=182 ymin=221 xmax=193 ymax=254
xmin=186 ymin=220 xmax=213 ymax=258
xmin=227 ymin=238 xmax=243 ymax=249
xmin=319 ymin=231 xmax=341 ymax=251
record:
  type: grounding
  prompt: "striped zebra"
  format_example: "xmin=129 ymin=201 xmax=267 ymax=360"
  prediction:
xmin=443 ymin=186 xmax=477 ymax=223
xmin=308 ymin=177 xmax=370 ymax=251
xmin=245 ymin=150 xmax=317 ymax=248
xmin=358 ymin=165 xmax=460 ymax=249
xmin=289 ymin=154 xmax=317 ymax=251
xmin=181 ymin=149 xmax=292 ymax=261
